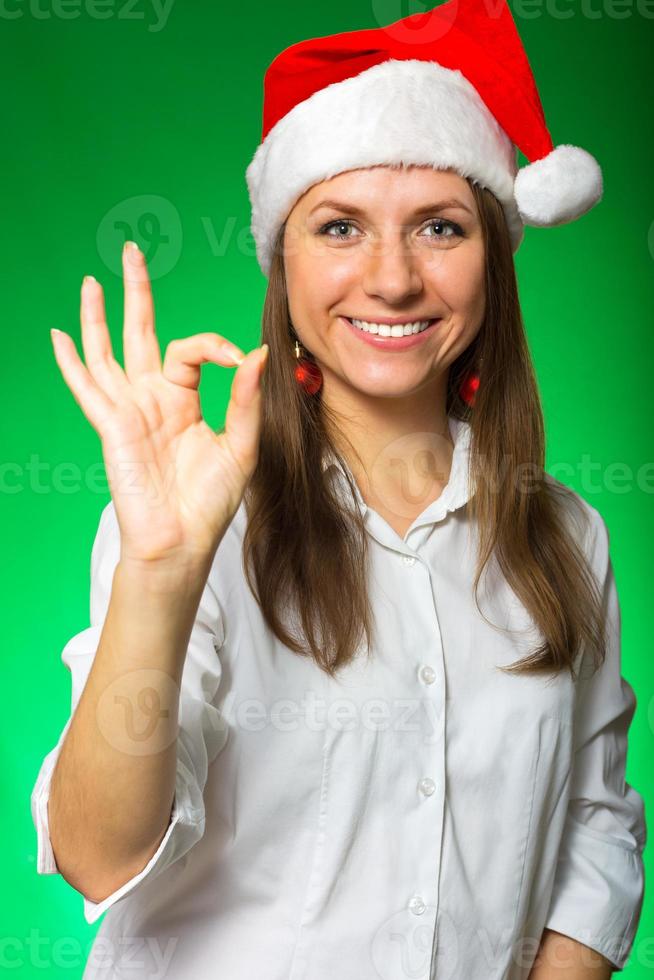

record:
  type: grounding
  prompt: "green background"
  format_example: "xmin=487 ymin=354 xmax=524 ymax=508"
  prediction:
xmin=3 ymin=0 xmax=653 ymax=975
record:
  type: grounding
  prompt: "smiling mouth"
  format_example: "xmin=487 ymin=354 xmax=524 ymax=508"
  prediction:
xmin=345 ymin=317 xmax=439 ymax=337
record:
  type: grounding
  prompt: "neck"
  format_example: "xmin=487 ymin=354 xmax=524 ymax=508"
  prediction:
xmin=322 ymin=371 xmax=454 ymax=517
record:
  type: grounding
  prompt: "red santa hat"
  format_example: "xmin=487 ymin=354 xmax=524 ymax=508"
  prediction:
xmin=245 ymin=0 xmax=603 ymax=278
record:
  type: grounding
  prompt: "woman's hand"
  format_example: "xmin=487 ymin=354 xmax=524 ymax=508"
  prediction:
xmin=51 ymin=241 xmax=268 ymax=570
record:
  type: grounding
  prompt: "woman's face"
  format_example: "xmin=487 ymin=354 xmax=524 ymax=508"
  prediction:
xmin=283 ymin=165 xmax=486 ymax=400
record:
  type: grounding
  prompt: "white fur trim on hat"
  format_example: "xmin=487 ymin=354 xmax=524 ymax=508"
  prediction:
xmin=513 ymin=144 xmax=603 ymax=227
xmin=246 ymin=58 xmax=525 ymax=277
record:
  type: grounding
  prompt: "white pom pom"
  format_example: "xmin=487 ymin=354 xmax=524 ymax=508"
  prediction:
xmin=513 ymin=144 xmax=603 ymax=227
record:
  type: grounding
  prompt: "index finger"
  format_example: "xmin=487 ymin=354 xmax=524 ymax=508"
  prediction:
xmin=122 ymin=241 xmax=163 ymax=382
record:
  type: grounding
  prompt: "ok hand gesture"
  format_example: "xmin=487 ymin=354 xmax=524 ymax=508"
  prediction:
xmin=51 ymin=241 xmax=268 ymax=571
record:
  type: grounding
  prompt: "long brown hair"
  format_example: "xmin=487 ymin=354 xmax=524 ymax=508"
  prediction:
xmin=240 ymin=175 xmax=606 ymax=680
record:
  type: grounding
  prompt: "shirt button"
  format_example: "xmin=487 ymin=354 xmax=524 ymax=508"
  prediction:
xmin=418 ymin=777 xmax=436 ymax=797
xmin=408 ymin=895 xmax=426 ymax=915
xmin=418 ymin=664 xmax=436 ymax=685
xmin=401 ymin=554 xmax=416 ymax=566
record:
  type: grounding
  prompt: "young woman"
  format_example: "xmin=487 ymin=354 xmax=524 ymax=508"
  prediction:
xmin=31 ymin=1 xmax=646 ymax=978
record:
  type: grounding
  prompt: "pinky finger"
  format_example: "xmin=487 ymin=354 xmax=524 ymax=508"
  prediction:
xmin=51 ymin=329 xmax=116 ymax=434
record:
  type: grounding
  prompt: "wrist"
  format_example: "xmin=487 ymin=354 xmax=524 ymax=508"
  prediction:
xmin=115 ymin=554 xmax=213 ymax=598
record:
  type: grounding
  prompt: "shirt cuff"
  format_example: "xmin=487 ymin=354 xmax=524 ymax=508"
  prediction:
xmin=544 ymin=812 xmax=645 ymax=971
xmin=31 ymin=718 xmax=73 ymax=876
xmin=31 ymin=725 xmax=206 ymax=925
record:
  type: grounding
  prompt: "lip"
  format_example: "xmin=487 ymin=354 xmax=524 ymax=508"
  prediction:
xmin=340 ymin=316 xmax=441 ymax=351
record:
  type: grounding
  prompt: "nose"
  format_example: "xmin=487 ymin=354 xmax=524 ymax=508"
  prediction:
xmin=360 ymin=233 xmax=424 ymax=306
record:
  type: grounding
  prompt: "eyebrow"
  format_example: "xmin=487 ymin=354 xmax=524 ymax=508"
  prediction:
xmin=308 ymin=198 xmax=475 ymax=218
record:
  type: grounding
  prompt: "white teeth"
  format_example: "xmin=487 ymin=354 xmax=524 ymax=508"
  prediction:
xmin=350 ymin=318 xmax=433 ymax=337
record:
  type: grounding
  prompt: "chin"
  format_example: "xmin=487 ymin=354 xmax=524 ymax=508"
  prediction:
xmin=344 ymin=371 xmax=433 ymax=399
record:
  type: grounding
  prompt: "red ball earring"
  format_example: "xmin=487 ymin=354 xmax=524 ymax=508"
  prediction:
xmin=294 ymin=340 xmax=323 ymax=395
xmin=459 ymin=360 xmax=482 ymax=407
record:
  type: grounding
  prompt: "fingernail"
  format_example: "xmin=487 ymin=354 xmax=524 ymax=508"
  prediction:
xmin=259 ymin=343 xmax=269 ymax=374
xmin=221 ymin=343 xmax=246 ymax=365
xmin=124 ymin=241 xmax=142 ymax=262
xmin=82 ymin=275 xmax=97 ymax=287
xmin=51 ymin=328 xmax=63 ymax=341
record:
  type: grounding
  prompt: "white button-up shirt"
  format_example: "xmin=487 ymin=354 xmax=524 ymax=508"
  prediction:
xmin=30 ymin=415 xmax=646 ymax=979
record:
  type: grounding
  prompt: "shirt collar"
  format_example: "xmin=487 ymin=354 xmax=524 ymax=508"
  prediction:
xmin=321 ymin=414 xmax=473 ymax=530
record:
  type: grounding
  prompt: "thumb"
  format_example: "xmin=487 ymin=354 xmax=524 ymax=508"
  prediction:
xmin=221 ymin=344 xmax=269 ymax=474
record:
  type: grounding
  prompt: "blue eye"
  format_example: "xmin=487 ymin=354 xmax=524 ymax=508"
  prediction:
xmin=422 ymin=219 xmax=464 ymax=240
xmin=317 ymin=218 xmax=465 ymax=242
xmin=319 ymin=220 xmax=357 ymax=240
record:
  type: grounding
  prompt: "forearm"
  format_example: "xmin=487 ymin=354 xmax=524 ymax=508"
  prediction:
xmin=528 ymin=929 xmax=613 ymax=979
xmin=48 ymin=556 xmax=211 ymax=903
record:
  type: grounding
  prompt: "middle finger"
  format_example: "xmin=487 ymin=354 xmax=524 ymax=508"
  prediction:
xmin=122 ymin=240 xmax=163 ymax=381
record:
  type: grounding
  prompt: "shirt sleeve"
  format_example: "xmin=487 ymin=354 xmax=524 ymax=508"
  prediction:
xmin=543 ymin=506 xmax=647 ymax=971
xmin=29 ymin=500 xmax=229 ymax=925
